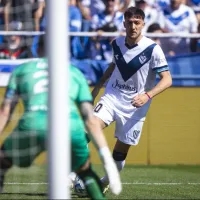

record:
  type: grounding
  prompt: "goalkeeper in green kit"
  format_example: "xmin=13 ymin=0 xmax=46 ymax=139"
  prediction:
xmin=0 ymin=35 xmax=121 ymax=199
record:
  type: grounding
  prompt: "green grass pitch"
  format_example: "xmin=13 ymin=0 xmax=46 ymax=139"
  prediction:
xmin=0 ymin=165 xmax=200 ymax=199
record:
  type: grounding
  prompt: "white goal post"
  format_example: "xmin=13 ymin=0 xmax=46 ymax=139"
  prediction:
xmin=47 ymin=0 xmax=70 ymax=199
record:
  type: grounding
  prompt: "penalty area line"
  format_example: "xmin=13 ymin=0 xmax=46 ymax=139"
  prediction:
xmin=4 ymin=182 xmax=200 ymax=185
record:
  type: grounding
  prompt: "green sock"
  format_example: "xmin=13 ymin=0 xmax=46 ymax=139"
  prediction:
xmin=79 ymin=166 xmax=105 ymax=200
xmin=84 ymin=176 xmax=106 ymax=200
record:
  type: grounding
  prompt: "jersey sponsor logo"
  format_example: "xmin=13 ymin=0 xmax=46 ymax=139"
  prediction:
xmin=139 ymin=53 xmax=147 ymax=64
xmin=112 ymin=79 xmax=137 ymax=92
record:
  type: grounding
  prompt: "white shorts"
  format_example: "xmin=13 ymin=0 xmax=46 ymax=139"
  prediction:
xmin=93 ymin=98 xmax=145 ymax=146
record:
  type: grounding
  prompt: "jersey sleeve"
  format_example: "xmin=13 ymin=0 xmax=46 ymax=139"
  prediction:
xmin=151 ymin=44 xmax=169 ymax=73
xmin=188 ymin=8 xmax=198 ymax=33
xmin=4 ymin=67 xmax=19 ymax=100
xmin=76 ymin=70 xmax=93 ymax=104
xmin=90 ymin=14 xmax=99 ymax=30
xmin=70 ymin=7 xmax=82 ymax=32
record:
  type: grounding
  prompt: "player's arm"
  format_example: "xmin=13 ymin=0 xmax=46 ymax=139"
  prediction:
xmin=79 ymin=102 xmax=122 ymax=195
xmin=0 ymin=66 xmax=20 ymax=135
xmin=76 ymin=67 xmax=121 ymax=195
xmin=147 ymin=70 xmax=172 ymax=98
xmin=4 ymin=0 xmax=11 ymax=31
xmin=34 ymin=1 xmax=45 ymax=31
xmin=0 ymin=96 xmax=18 ymax=135
xmin=132 ymin=45 xmax=172 ymax=108
xmin=147 ymin=45 xmax=173 ymax=98
xmin=132 ymin=70 xmax=172 ymax=108
xmin=91 ymin=62 xmax=115 ymax=101
xmin=0 ymin=100 xmax=11 ymax=134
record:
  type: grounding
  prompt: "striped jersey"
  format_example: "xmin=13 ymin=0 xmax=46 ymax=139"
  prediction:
xmin=158 ymin=4 xmax=198 ymax=54
xmin=103 ymin=36 xmax=169 ymax=120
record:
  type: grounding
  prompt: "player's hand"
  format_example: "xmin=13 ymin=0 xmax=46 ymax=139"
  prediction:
xmin=91 ymin=87 xmax=100 ymax=102
xmin=99 ymin=147 xmax=122 ymax=195
xmin=131 ymin=93 xmax=150 ymax=108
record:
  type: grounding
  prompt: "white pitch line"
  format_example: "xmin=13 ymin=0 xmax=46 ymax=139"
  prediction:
xmin=122 ymin=182 xmax=200 ymax=185
xmin=4 ymin=182 xmax=200 ymax=185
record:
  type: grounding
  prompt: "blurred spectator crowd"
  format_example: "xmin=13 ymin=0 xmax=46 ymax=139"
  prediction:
xmin=0 ymin=0 xmax=199 ymax=61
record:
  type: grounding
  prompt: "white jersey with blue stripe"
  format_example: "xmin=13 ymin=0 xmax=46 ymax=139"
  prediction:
xmin=159 ymin=4 xmax=198 ymax=33
xmin=158 ymin=4 xmax=198 ymax=54
xmin=102 ymin=36 xmax=168 ymax=120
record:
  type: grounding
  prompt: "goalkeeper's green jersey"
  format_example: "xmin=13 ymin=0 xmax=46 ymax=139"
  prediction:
xmin=5 ymin=58 xmax=48 ymax=131
xmin=5 ymin=58 xmax=92 ymax=132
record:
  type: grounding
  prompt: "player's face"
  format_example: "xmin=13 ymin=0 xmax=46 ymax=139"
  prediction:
xmin=124 ymin=16 xmax=144 ymax=40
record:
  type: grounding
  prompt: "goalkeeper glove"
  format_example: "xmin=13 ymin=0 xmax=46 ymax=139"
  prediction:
xmin=99 ymin=147 xmax=122 ymax=195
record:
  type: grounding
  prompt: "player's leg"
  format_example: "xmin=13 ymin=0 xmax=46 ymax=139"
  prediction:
xmin=113 ymin=139 xmax=131 ymax=172
xmin=113 ymin=116 xmax=144 ymax=173
xmin=101 ymin=115 xmax=144 ymax=192
xmin=0 ymin=129 xmax=46 ymax=193
xmin=2 ymin=129 xmax=46 ymax=167
xmin=86 ymin=99 xmax=114 ymax=142
xmin=100 ymin=139 xmax=131 ymax=193
xmin=0 ymin=145 xmax=13 ymax=193
xmin=85 ymin=115 xmax=106 ymax=143
xmin=93 ymin=100 xmax=113 ymax=129
xmin=72 ymin=128 xmax=105 ymax=199
xmin=76 ymin=160 xmax=105 ymax=200
xmin=85 ymin=100 xmax=112 ymax=143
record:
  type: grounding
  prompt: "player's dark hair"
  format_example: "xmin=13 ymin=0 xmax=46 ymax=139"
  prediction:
xmin=124 ymin=6 xmax=145 ymax=20
xmin=147 ymin=23 xmax=162 ymax=33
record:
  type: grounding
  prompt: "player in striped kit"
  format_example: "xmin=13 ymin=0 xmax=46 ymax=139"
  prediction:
xmin=91 ymin=6 xmax=172 ymax=192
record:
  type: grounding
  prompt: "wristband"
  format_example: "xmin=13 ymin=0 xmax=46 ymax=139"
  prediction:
xmin=145 ymin=92 xmax=151 ymax=99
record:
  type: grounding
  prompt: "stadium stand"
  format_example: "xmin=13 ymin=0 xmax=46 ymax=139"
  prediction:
xmin=0 ymin=0 xmax=199 ymax=83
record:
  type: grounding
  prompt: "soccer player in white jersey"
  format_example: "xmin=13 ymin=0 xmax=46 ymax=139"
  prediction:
xmin=158 ymin=0 xmax=198 ymax=55
xmin=91 ymin=6 xmax=172 ymax=192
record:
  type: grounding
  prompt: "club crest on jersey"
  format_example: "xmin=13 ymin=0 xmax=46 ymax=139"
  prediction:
xmin=139 ymin=53 xmax=147 ymax=64
xmin=115 ymin=54 xmax=119 ymax=60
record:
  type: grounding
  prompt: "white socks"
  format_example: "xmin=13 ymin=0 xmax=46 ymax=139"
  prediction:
xmin=115 ymin=160 xmax=125 ymax=171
